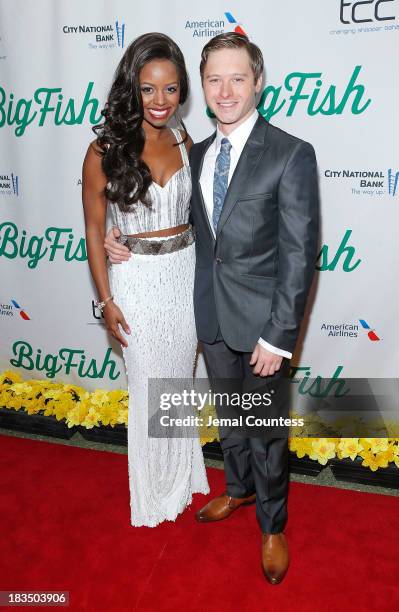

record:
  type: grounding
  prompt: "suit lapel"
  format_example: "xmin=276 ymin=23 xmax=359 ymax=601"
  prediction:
xmin=192 ymin=132 xmax=216 ymax=242
xmin=216 ymin=115 xmax=270 ymax=239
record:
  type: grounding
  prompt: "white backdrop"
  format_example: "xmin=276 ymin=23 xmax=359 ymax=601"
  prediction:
xmin=1 ymin=0 xmax=398 ymax=392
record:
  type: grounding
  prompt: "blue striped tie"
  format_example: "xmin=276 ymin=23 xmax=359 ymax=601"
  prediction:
xmin=212 ymin=138 xmax=232 ymax=232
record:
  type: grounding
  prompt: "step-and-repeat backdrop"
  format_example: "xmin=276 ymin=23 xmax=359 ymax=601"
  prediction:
xmin=1 ymin=0 xmax=398 ymax=392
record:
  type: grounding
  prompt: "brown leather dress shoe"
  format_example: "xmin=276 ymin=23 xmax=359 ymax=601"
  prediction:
xmin=195 ymin=492 xmax=256 ymax=523
xmin=261 ymin=533 xmax=289 ymax=585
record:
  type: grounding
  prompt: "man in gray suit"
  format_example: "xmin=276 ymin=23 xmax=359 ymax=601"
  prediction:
xmin=104 ymin=32 xmax=319 ymax=585
xmin=190 ymin=32 xmax=319 ymax=584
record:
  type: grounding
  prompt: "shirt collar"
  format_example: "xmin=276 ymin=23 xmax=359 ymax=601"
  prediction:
xmin=214 ymin=109 xmax=259 ymax=156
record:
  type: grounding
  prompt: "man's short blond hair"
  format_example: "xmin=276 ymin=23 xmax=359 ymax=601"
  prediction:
xmin=200 ymin=32 xmax=264 ymax=82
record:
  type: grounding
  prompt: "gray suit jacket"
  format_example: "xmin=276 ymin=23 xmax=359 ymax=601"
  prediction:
xmin=189 ymin=113 xmax=319 ymax=354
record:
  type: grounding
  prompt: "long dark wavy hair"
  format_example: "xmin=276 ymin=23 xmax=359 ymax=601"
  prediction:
xmin=93 ymin=33 xmax=189 ymax=211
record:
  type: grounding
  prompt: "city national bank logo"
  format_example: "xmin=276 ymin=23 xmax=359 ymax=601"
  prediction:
xmin=388 ymin=168 xmax=399 ymax=196
xmin=332 ymin=0 xmax=398 ymax=34
xmin=63 ymin=19 xmax=125 ymax=49
xmin=324 ymin=168 xmax=399 ymax=197
xmin=0 ymin=173 xmax=19 ymax=195
xmin=184 ymin=11 xmax=246 ymax=38
xmin=359 ymin=319 xmax=381 ymax=341
xmin=0 ymin=299 xmax=30 ymax=320
xmin=115 ymin=20 xmax=125 ymax=48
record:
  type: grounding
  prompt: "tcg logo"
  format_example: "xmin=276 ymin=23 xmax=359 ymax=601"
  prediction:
xmin=340 ymin=0 xmax=396 ymax=23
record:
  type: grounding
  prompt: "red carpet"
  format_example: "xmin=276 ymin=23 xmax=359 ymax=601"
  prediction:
xmin=0 ymin=434 xmax=398 ymax=612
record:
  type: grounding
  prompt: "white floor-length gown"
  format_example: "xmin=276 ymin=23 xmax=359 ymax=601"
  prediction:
xmin=108 ymin=129 xmax=209 ymax=527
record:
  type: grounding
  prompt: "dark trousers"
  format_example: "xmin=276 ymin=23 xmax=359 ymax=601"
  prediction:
xmin=201 ymin=335 xmax=290 ymax=534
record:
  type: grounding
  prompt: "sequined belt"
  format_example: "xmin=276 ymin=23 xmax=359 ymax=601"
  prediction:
xmin=118 ymin=225 xmax=195 ymax=255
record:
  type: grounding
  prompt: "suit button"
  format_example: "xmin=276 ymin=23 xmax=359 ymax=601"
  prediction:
xmin=215 ymin=257 xmax=222 ymax=264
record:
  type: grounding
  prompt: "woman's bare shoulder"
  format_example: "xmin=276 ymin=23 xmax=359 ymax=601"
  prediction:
xmin=83 ymin=139 xmax=107 ymax=186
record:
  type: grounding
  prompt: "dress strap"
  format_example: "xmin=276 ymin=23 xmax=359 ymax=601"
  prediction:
xmin=171 ymin=128 xmax=189 ymax=167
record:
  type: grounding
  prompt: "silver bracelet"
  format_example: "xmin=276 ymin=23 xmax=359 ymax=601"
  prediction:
xmin=95 ymin=295 xmax=114 ymax=312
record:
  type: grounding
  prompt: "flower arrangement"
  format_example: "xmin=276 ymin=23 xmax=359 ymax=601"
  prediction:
xmin=0 ymin=370 xmax=128 ymax=430
xmin=1 ymin=370 xmax=398 ymax=472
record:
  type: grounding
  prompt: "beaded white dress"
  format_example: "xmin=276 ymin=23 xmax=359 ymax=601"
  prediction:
xmin=108 ymin=129 xmax=209 ymax=527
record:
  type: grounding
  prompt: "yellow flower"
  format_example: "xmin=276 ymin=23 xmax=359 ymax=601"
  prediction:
xmin=289 ymin=437 xmax=313 ymax=459
xmin=117 ymin=408 xmax=128 ymax=426
xmin=108 ymin=389 xmax=128 ymax=404
xmin=337 ymin=438 xmax=363 ymax=461
xmin=364 ymin=438 xmax=389 ymax=454
xmin=359 ymin=438 xmax=372 ymax=451
xmin=6 ymin=397 xmax=23 ymax=410
xmin=369 ymin=443 xmax=396 ymax=466
xmin=82 ymin=409 xmax=100 ymax=429
xmin=361 ymin=451 xmax=381 ymax=472
xmin=42 ymin=389 xmax=64 ymax=400
xmin=52 ymin=403 xmax=72 ymax=421
xmin=91 ymin=389 xmax=111 ymax=406
xmin=0 ymin=370 xmax=22 ymax=386
xmin=25 ymin=401 xmax=44 ymax=415
xmin=66 ymin=402 xmax=90 ymax=427
xmin=99 ymin=409 xmax=118 ymax=427
xmin=62 ymin=384 xmax=90 ymax=400
xmin=309 ymin=439 xmax=336 ymax=465
xmin=11 ymin=383 xmax=33 ymax=396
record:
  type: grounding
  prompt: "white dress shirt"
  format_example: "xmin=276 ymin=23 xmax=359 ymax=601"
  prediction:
xmin=199 ymin=109 xmax=292 ymax=360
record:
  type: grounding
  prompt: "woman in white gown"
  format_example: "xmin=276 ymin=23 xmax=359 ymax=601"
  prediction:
xmin=82 ymin=33 xmax=209 ymax=527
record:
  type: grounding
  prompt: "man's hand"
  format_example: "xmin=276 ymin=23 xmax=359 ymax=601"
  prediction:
xmin=250 ymin=344 xmax=283 ymax=377
xmin=105 ymin=226 xmax=131 ymax=263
